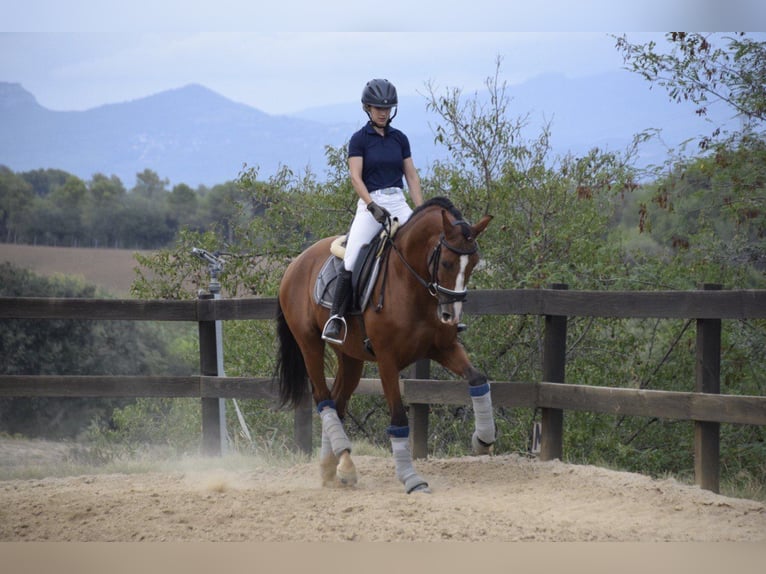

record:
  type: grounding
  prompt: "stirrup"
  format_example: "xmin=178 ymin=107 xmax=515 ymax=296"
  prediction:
xmin=321 ymin=315 xmax=347 ymax=344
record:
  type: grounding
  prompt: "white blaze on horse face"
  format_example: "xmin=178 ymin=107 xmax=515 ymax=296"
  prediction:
xmin=439 ymin=254 xmax=470 ymax=324
xmin=452 ymin=254 xmax=469 ymax=321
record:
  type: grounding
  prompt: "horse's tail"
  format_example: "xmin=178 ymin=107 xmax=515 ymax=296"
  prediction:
xmin=275 ymin=298 xmax=309 ymax=409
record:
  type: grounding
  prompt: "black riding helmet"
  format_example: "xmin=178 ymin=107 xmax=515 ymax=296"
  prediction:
xmin=362 ymin=78 xmax=398 ymax=126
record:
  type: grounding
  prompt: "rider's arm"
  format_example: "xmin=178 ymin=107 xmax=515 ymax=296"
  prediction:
xmin=349 ymin=156 xmax=373 ymax=205
xmin=403 ymin=157 xmax=423 ymax=207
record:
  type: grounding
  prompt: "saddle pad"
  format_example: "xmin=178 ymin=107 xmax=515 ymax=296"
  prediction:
xmin=314 ymin=255 xmax=344 ymax=309
xmin=313 ymin=235 xmax=386 ymax=312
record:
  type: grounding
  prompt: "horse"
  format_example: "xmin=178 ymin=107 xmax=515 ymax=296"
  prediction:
xmin=276 ymin=196 xmax=494 ymax=494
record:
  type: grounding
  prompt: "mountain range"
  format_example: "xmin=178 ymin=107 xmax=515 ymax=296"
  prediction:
xmin=0 ymin=73 xmax=729 ymax=188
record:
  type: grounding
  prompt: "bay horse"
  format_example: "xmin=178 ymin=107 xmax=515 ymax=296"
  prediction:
xmin=276 ymin=197 xmax=495 ymax=494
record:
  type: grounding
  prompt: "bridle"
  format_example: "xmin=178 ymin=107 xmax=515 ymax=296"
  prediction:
xmin=389 ymin=221 xmax=478 ymax=305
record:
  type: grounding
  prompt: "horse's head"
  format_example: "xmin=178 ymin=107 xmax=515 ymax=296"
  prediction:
xmin=429 ymin=208 xmax=492 ymax=325
xmin=395 ymin=198 xmax=491 ymax=326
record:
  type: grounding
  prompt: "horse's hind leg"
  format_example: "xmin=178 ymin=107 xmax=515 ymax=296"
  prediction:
xmin=318 ymin=436 xmax=339 ymax=486
xmin=317 ymin=351 xmax=362 ymax=488
xmin=294 ymin=337 xmax=353 ymax=487
xmin=318 ymin=405 xmax=356 ymax=487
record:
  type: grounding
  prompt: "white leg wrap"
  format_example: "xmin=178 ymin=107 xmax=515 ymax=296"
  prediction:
xmin=471 ymin=383 xmax=496 ymax=446
xmin=320 ymin=428 xmax=334 ymax=460
xmin=391 ymin=437 xmax=430 ymax=494
xmin=320 ymin=407 xmax=352 ymax=457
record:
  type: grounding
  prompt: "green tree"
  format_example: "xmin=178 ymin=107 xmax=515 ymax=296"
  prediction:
xmin=615 ymin=33 xmax=766 ymax=131
xmin=426 ymin=57 xmax=531 ymax=214
xmin=424 ymin=58 xmax=640 ymax=291
xmin=117 ymin=193 xmax=174 ymax=248
xmin=615 ymin=33 xmax=766 ymax=269
xmin=167 ymin=182 xmax=199 ymax=230
xmin=0 ymin=263 xmax=194 ymax=438
xmin=199 ymin=181 xmax=244 ymax=244
xmin=132 ymin=160 xmax=348 ymax=301
xmin=19 ymin=168 xmax=71 ymax=198
xmin=132 ymin=168 xmax=169 ymax=200
xmin=88 ymin=173 xmax=126 ymax=205
xmin=85 ymin=173 xmax=127 ymax=247
xmin=0 ymin=166 xmax=33 ymax=242
xmin=47 ymin=175 xmax=88 ymax=246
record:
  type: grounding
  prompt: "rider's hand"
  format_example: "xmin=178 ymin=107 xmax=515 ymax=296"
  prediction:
xmin=367 ymin=201 xmax=391 ymax=225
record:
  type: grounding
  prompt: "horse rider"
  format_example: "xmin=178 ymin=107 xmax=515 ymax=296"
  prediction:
xmin=322 ymin=78 xmax=424 ymax=344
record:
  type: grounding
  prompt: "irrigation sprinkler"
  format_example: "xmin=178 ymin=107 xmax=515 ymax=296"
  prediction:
xmin=192 ymin=248 xmax=252 ymax=453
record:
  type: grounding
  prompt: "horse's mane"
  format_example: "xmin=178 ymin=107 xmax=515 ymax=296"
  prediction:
xmin=403 ymin=196 xmax=472 ymax=239
xmin=407 ymin=196 xmax=464 ymax=223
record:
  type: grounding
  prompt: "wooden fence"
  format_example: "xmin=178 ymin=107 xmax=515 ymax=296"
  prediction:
xmin=1 ymin=285 xmax=765 ymax=493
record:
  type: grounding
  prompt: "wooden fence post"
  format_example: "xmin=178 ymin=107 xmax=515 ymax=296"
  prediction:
xmin=198 ymin=293 xmax=224 ymax=456
xmin=540 ymin=283 xmax=568 ymax=461
xmin=410 ymin=359 xmax=430 ymax=459
xmin=294 ymin=391 xmax=313 ymax=455
xmin=695 ymin=283 xmax=722 ymax=493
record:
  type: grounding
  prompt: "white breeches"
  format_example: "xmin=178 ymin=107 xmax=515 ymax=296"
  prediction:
xmin=343 ymin=188 xmax=413 ymax=271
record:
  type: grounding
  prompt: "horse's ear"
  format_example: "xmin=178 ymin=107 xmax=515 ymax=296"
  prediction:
xmin=441 ymin=209 xmax=456 ymax=235
xmin=471 ymin=214 xmax=492 ymax=238
xmin=441 ymin=209 xmax=466 ymax=241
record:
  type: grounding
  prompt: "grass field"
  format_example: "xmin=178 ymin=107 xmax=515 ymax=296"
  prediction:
xmin=0 ymin=244 xmax=153 ymax=296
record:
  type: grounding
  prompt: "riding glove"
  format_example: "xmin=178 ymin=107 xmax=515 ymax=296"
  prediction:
xmin=367 ymin=201 xmax=391 ymax=225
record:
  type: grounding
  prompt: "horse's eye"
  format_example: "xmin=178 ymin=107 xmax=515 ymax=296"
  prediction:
xmin=441 ymin=261 xmax=454 ymax=271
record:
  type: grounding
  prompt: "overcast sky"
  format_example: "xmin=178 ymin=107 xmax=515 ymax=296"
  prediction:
xmin=0 ymin=32 xmax=668 ymax=115
xmin=2 ymin=1 xmax=764 ymax=115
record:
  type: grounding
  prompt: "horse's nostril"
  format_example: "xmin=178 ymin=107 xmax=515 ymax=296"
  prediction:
xmin=441 ymin=312 xmax=452 ymax=322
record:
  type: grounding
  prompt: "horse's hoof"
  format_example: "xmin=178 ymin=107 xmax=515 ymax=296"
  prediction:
xmin=405 ymin=480 xmax=431 ymax=494
xmin=471 ymin=431 xmax=495 ymax=455
xmin=337 ymin=474 xmax=357 ymax=487
xmin=320 ymin=454 xmax=339 ymax=487
xmin=403 ymin=473 xmax=430 ymax=494
xmin=336 ymin=452 xmax=358 ymax=487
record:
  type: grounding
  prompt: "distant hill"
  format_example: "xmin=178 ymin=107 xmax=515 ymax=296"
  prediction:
xmin=0 ymin=82 xmax=357 ymax=187
xmin=0 ymin=73 xmax=730 ymax=188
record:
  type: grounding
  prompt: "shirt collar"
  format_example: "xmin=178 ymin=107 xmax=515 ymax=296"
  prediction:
xmin=365 ymin=121 xmax=389 ymax=135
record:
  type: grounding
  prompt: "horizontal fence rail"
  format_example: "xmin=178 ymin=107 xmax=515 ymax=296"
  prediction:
xmin=2 ymin=376 xmax=763 ymax=428
xmin=464 ymin=289 xmax=766 ymax=318
xmin=2 ymin=287 xmax=765 ymax=493
xmin=3 ymin=289 xmax=766 ymax=321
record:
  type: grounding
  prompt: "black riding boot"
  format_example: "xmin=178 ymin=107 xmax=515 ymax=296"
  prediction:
xmin=322 ymin=269 xmax=352 ymax=344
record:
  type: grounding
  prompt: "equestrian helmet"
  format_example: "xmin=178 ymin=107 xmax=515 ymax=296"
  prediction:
xmin=361 ymin=79 xmax=398 ymax=108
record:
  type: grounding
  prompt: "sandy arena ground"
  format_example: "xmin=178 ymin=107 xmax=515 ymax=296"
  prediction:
xmin=1 ymin=441 xmax=764 ymax=542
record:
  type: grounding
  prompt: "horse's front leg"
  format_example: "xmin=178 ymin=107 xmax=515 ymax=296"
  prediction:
xmin=466 ymin=365 xmax=496 ymax=455
xmin=379 ymin=360 xmax=431 ymax=494
xmin=433 ymin=343 xmax=496 ymax=455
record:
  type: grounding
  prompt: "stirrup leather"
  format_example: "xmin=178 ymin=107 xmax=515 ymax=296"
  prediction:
xmin=321 ymin=314 xmax=347 ymax=344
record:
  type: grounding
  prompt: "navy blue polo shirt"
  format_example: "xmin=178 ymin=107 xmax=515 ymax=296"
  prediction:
xmin=348 ymin=122 xmax=412 ymax=192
